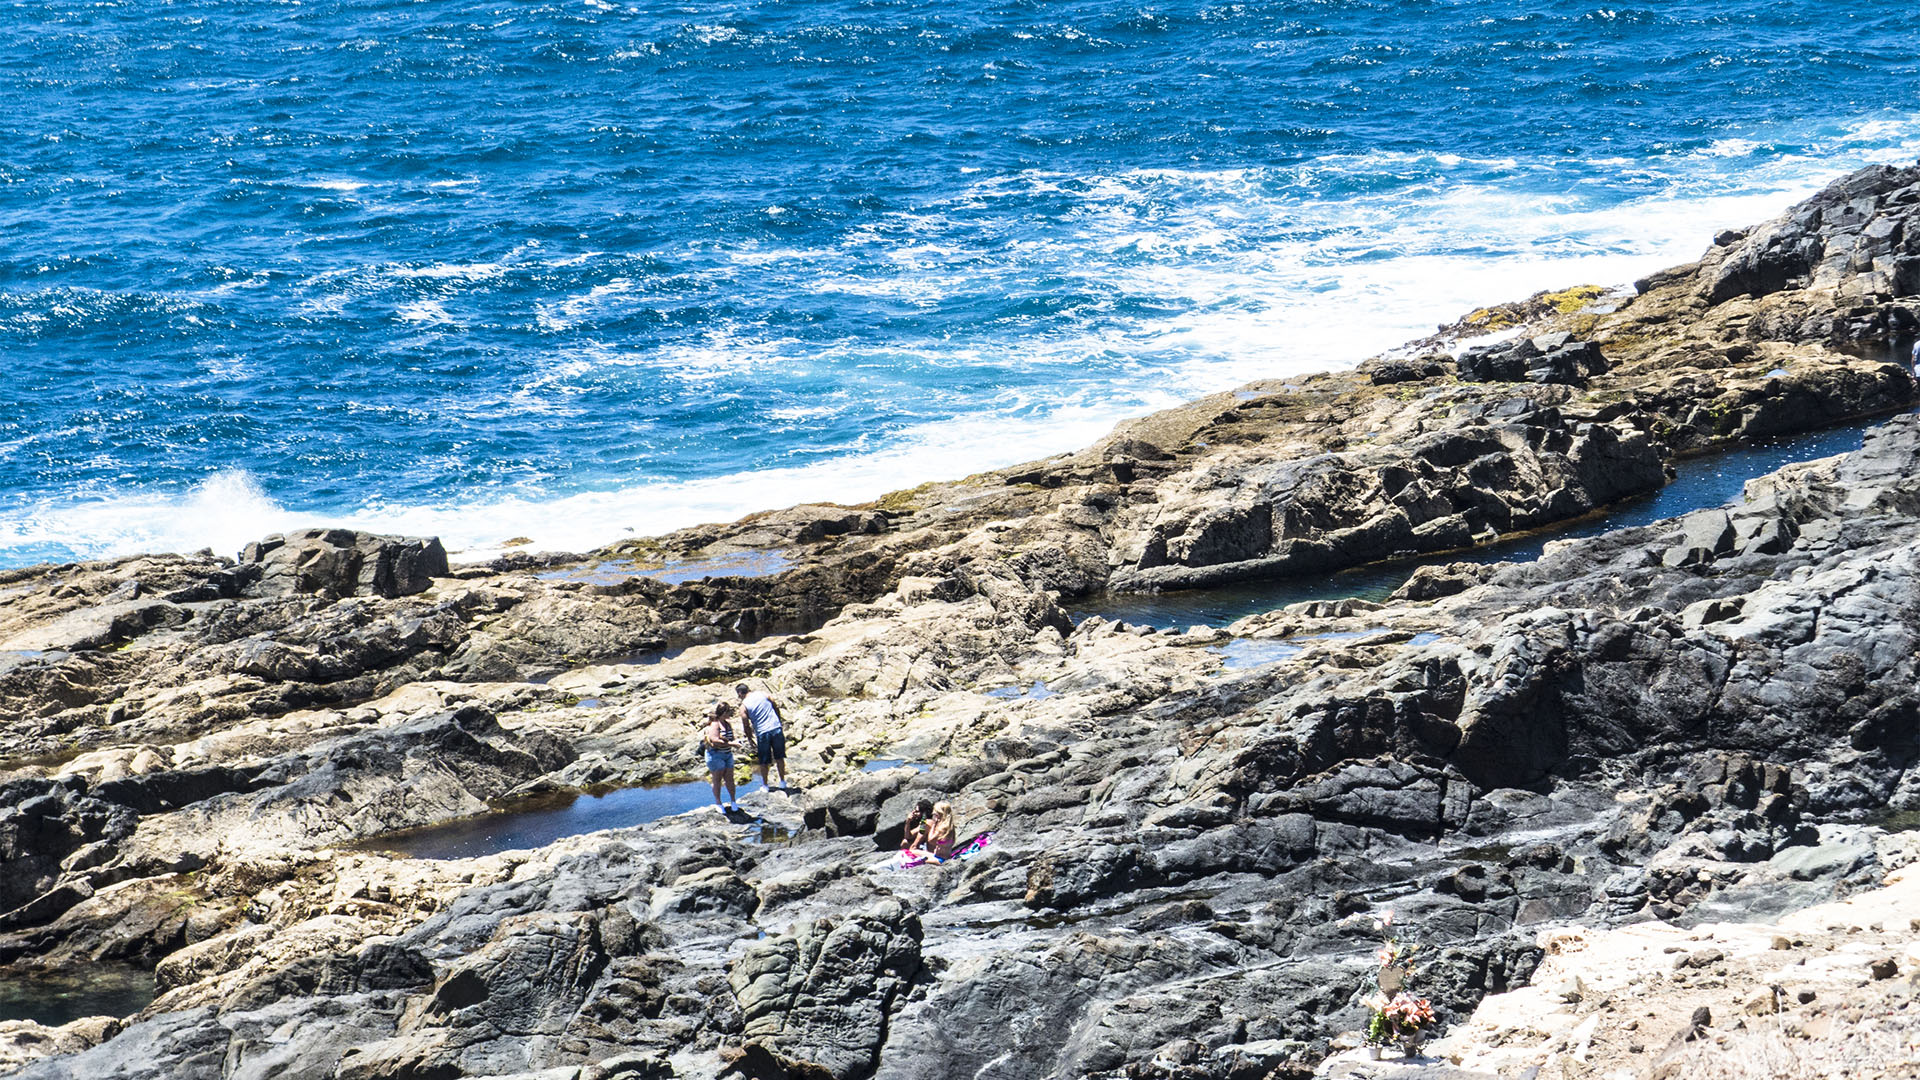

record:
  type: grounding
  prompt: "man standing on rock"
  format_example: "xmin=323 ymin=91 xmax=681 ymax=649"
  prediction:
xmin=736 ymin=682 xmax=790 ymax=791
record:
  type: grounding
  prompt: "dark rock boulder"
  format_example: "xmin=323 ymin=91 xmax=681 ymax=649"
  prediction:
xmin=1117 ymin=413 xmax=1666 ymax=591
xmin=0 ymin=780 xmax=136 ymax=921
xmin=151 ymin=704 xmax=578 ymax=853
xmin=1274 ymin=760 xmax=1471 ymax=837
xmin=1661 ymin=509 xmax=1737 ymax=567
xmin=92 ymin=765 xmax=280 ymax=816
xmin=823 ymin=769 xmax=916 ymax=838
xmin=1145 ymin=815 xmax=1319 ymax=882
xmin=1704 ymin=164 xmax=1919 ymax=306
xmin=219 ymin=940 xmax=436 ymax=1012
xmin=1389 ymin=561 xmax=1497 ymax=602
xmin=1025 ymin=843 xmax=1145 ymax=909
xmin=241 ymin=528 xmax=448 ymax=599
xmin=728 ymin=899 xmax=924 ymax=1080
xmin=1361 ymin=355 xmax=1450 ymax=385
xmin=1457 ymin=333 xmax=1608 ymax=386
xmin=1687 ymin=162 xmax=1920 ymax=351
xmin=10 ymin=1007 xmax=235 ymax=1080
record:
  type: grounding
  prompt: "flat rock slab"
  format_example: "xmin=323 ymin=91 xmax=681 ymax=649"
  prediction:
xmin=1318 ymin=1049 xmax=1501 ymax=1078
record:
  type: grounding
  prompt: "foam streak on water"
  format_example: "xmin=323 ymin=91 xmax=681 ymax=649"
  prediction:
xmin=3 ymin=1 xmax=1918 ymax=564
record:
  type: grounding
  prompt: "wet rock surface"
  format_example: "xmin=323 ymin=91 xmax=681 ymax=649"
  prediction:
xmin=0 ymin=166 xmax=1918 ymax=1078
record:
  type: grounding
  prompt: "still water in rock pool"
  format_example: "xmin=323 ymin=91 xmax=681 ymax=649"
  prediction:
xmin=536 ymin=551 xmax=794 ymax=588
xmin=355 ymin=782 xmax=732 ymax=860
xmin=1209 ymin=631 xmax=1447 ymax=671
xmin=1210 ymin=639 xmax=1308 ymax=669
xmin=361 ymin=758 xmax=934 ymax=859
xmin=0 ymin=965 xmax=154 ymax=1027
xmin=1072 ymin=419 xmax=1877 ymax=629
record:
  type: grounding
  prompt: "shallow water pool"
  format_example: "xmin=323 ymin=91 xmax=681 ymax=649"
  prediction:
xmin=537 ymin=550 xmax=793 ymax=587
xmin=0 ymin=965 xmax=154 ymax=1027
xmin=352 ymin=781 xmax=726 ymax=860
xmin=860 ymin=758 xmax=933 ymax=773
xmin=1071 ymin=419 xmax=1877 ymax=629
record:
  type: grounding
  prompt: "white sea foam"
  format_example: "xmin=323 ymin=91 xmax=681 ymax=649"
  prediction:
xmin=725 ymin=245 xmax=816 ymax=266
xmin=0 ymin=405 xmax=1134 ymax=566
xmin=386 ymin=261 xmax=508 ymax=282
xmin=765 ymin=405 xmax=842 ymax=422
xmin=346 ymin=404 xmax=1145 ymax=561
xmin=11 ymin=116 xmax=1920 ymax=568
xmin=0 ymin=472 xmax=298 ymax=565
xmin=396 ymin=299 xmax=454 ymax=325
xmin=535 ymin=278 xmax=635 ymax=331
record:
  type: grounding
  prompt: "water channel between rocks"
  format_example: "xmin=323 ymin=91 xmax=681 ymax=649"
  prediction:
xmin=0 ymin=964 xmax=154 ymax=1026
xmin=536 ymin=550 xmax=793 ymax=587
xmin=1070 ymin=419 xmax=1877 ymax=628
xmin=355 ymin=758 xmax=931 ymax=860
xmin=352 ymin=782 xmax=733 ymax=860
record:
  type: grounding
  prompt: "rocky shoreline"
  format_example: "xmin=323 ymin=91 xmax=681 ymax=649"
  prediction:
xmin=1 ymin=163 xmax=1919 ymax=1080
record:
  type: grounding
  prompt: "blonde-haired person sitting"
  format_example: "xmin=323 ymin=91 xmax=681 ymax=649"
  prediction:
xmin=906 ymin=802 xmax=957 ymax=863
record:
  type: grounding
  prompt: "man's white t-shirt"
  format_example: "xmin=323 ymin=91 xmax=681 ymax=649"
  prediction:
xmin=741 ymin=691 xmax=782 ymax=735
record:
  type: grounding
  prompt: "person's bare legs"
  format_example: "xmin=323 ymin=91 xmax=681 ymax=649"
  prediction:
xmin=774 ymin=756 xmax=789 ymax=790
xmin=724 ymin=768 xmax=737 ymax=807
xmin=709 ymin=770 xmax=726 ymax=809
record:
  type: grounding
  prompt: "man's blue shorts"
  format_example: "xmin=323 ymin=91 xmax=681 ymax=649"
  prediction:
xmin=705 ymin=747 xmax=734 ymax=774
xmin=755 ymin=728 xmax=786 ymax=763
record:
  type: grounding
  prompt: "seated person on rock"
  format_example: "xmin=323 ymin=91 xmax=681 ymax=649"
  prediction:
xmin=902 ymin=798 xmax=935 ymax=852
xmin=907 ymin=801 xmax=956 ymax=863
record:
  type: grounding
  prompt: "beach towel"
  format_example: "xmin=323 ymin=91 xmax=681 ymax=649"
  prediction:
xmin=892 ymin=831 xmax=993 ymax=869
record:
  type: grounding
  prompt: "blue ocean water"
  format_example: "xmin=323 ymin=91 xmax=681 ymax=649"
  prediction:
xmin=3 ymin=0 xmax=1918 ymax=566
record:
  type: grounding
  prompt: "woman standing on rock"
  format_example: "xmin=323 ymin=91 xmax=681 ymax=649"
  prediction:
xmin=703 ymin=701 xmax=742 ymax=813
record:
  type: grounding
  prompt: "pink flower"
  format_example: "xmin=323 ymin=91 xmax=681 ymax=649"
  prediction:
xmin=1378 ymin=993 xmax=1435 ymax=1030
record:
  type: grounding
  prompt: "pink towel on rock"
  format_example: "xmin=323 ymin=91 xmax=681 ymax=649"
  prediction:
xmin=892 ymin=831 xmax=992 ymax=869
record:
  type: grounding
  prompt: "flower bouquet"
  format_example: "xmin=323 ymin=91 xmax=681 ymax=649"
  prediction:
xmin=1364 ymin=991 xmax=1437 ymax=1057
xmin=1361 ymin=911 xmax=1436 ymax=1057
